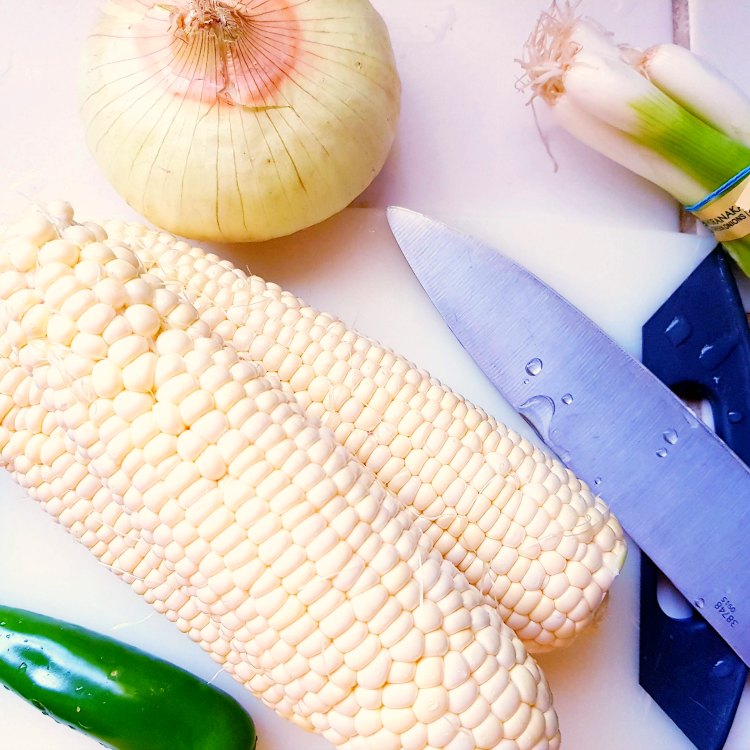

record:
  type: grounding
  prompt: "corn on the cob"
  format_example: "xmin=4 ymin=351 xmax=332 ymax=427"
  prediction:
xmin=102 ymin=216 xmax=627 ymax=653
xmin=0 ymin=206 xmax=561 ymax=749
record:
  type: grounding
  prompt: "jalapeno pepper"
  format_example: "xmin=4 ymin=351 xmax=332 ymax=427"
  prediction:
xmin=0 ymin=605 xmax=257 ymax=750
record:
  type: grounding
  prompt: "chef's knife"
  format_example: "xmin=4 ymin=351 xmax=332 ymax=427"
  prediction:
xmin=386 ymin=206 xmax=750 ymax=665
xmin=639 ymin=247 xmax=750 ymax=750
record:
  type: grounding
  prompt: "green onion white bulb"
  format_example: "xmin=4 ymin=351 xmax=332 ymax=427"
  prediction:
xmin=521 ymin=2 xmax=750 ymax=275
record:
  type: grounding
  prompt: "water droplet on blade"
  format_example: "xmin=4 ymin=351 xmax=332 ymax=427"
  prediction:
xmin=656 ymin=448 xmax=668 ymax=458
xmin=728 ymin=411 xmax=743 ymax=424
xmin=518 ymin=395 xmax=555 ymax=441
xmin=525 ymin=358 xmax=543 ymax=376
xmin=694 ymin=598 xmax=705 ymax=609
xmin=561 ymin=393 xmax=574 ymax=405
xmin=663 ymin=429 xmax=678 ymax=445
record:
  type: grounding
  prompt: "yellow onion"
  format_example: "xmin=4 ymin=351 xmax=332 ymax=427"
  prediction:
xmin=80 ymin=0 xmax=401 ymax=242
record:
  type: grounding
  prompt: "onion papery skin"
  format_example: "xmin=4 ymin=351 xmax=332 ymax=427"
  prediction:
xmin=80 ymin=0 xmax=401 ymax=242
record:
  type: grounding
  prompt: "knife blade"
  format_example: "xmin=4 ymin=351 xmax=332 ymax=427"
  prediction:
xmin=386 ymin=205 xmax=750 ymax=665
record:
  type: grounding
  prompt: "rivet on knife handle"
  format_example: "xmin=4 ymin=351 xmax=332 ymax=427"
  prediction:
xmin=641 ymin=247 xmax=750 ymax=750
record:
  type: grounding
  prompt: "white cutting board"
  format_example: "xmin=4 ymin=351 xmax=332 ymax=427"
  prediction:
xmin=0 ymin=2 xmax=748 ymax=749
xmin=0 ymin=208 xmax=716 ymax=750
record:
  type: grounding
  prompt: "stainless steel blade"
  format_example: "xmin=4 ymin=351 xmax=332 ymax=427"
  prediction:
xmin=387 ymin=206 xmax=750 ymax=665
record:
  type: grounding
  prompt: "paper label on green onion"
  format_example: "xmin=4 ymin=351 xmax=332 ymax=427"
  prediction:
xmin=691 ymin=178 xmax=750 ymax=241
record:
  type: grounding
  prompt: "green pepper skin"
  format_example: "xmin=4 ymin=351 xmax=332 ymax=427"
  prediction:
xmin=0 ymin=605 xmax=257 ymax=750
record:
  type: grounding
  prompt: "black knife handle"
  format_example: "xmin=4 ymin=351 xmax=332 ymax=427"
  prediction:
xmin=640 ymin=247 xmax=750 ymax=750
